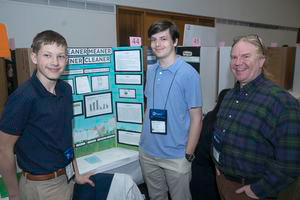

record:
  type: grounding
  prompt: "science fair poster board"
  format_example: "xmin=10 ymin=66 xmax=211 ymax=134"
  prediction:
xmin=61 ymin=47 xmax=144 ymax=157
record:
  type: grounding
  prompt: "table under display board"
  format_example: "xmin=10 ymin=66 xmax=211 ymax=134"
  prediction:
xmin=77 ymin=147 xmax=143 ymax=185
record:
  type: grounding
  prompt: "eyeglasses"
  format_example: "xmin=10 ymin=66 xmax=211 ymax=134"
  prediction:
xmin=254 ymin=34 xmax=265 ymax=55
xmin=233 ymin=34 xmax=266 ymax=56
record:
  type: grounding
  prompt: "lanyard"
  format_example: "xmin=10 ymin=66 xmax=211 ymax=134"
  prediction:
xmin=152 ymin=66 xmax=178 ymax=109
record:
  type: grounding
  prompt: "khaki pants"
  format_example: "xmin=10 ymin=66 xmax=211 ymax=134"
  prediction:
xmin=19 ymin=174 xmax=74 ymax=200
xmin=139 ymin=150 xmax=191 ymax=200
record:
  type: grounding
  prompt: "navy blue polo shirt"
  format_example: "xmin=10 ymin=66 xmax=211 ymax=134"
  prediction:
xmin=0 ymin=72 xmax=73 ymax=174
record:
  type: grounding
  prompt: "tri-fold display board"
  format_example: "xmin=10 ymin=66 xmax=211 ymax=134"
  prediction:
xmin=61 ymin=47 xmax=144 ymax=157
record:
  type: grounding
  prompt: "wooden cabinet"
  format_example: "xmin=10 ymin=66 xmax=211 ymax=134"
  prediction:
xmin=117 ymin=6 xmax=214 ymax=47
xmin=15 ymin=48 xmax=36 ymax=86
xmin=117 ymin=8 xmax=144 ymax=47
xmin=117 ymin=6 xmax=214 ymax=71
xmin=266 ymin=47 xmax=296 ymax=90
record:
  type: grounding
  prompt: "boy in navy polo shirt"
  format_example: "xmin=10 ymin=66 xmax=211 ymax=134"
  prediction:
xmin=0 ymin=30 xmax=94 ymax=200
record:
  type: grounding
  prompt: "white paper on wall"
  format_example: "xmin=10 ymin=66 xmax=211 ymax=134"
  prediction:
xmin=183 ymin=24 xmax=217 ymax=47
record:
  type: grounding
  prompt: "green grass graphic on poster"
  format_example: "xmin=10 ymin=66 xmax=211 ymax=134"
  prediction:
xmin=75 ymin=137 xmax=115 ymax=157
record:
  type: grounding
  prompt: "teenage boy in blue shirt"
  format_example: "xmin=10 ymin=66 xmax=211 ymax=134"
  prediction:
xmin=0 ymin=30 xmax=94 ymax=200
xmin=139 ymin=19 xmax=203 ymax=200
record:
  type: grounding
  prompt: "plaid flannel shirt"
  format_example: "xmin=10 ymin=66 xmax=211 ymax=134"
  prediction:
xmin=213 ymin=74 xmax=300 ymax=198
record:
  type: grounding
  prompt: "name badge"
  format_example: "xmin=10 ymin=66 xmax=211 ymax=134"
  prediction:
xmin=212 ymin=128 xmax=224 ymax=164
xmin=65 ymin=162 xmax=75 ymax=182
xmin=149 ymin=109 xmax=167 ymax=134
xmin=64 ymin=147 xmax=75 ymax=181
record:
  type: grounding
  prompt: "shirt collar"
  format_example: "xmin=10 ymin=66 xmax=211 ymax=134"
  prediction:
xmin=31 ymin=71 xmax=64 ymax=97
xmin=234 ymin=74 xmax=265 ymax=94
xmin=157 ymin=56 xmax=182 ymax=74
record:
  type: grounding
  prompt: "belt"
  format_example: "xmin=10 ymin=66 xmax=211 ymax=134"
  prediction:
xmin=223 ymin=173 xmax=258 ymax=185
xmin=22 ymin=168 xmax=66 ymax=181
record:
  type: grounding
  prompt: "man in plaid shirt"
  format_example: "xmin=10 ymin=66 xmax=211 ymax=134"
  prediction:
xmin=212 ymin=34 xmax=300 ymax=200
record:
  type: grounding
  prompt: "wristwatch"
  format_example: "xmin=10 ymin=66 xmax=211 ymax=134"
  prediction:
xmin=185 ymin=153 xmax=195 ymax=162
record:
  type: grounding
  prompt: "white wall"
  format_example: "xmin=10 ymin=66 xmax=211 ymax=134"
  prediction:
xmin=216 ymin=23 xmax=298 ymax=47
xmin=95 ymin=0 xmax=300 ymax=28
xmin=0 ymin=1 xmax=116 ymax=48
xmin=0 ymin=0 xmax=299 ymax=48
